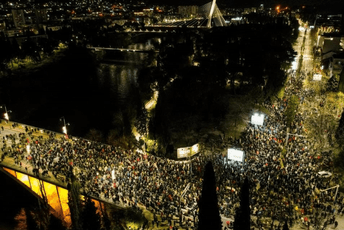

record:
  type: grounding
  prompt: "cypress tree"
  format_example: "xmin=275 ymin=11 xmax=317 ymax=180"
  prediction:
xmin=81 ymin=197 xmax=101 ymax=230
xmin=198 ymin=161 xmax=222 ymax=230
xmin=234 ymin=177 xmax=250 ymax=230
xmin=25 ymin=208 xmax=39 ymax=230
xmin=68 ymin=176 xmax=82 ymax=230
xmin=336 ymin=109 xmax=344 ymax=145
xmin=283 ymin=219 xmax=289 ymax=230
xmin=48 ymin=214 xmax=67 ymax=230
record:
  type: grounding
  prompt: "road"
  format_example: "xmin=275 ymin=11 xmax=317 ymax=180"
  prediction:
xmin=288 ymin=23 xmax=342 ymax=230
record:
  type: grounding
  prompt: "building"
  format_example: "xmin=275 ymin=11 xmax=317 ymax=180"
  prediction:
xmin=35 ymin=8 xmax=48 ymax=23
xmin=330 ymin=52 xmax=344 ymax=79
xmin=12 ymin=9 xmax=25 ymax=28
xmin=318 ymin=33 xmax=344 ymax=59
xmin=178 ymin=5 xmax=198 ymax=17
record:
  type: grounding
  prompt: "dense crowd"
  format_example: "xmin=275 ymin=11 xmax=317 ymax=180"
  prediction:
xmin=0 ymin=70 xmax=343 ymax=230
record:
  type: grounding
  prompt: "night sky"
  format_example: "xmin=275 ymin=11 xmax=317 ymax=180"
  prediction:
xmin=40 ymin=0 xmax=343 ymax=8
xmin=152 ymin=0 xmax=344 ymax=12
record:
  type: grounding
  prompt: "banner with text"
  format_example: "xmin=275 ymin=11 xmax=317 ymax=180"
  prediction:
xmin=177 ymin=143 xmax=200 ymax=159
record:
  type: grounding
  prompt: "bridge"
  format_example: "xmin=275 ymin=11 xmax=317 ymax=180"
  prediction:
xmin=154 ymin=0 xmax=226 ymax=28
xmin=87 ymin=46 xmax=159 ymax=53
xmin=0 ymin=119 xmax=201 ymax=228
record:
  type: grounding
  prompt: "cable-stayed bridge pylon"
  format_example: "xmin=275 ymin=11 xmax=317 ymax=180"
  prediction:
xmin=199 ymin=0 xmax=226 ymax=28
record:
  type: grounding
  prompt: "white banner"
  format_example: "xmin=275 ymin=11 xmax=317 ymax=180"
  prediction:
xmin=177 ymin=143 xmax=200 ymax=159
xmin=227 ymin=149 xmax=245 ymax=162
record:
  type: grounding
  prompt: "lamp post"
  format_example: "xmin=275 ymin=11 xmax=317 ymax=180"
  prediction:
xmin=60 ymin=116 xmax=70 ymax=135
xmin=0 ymin=105 xmax=12 ymax=122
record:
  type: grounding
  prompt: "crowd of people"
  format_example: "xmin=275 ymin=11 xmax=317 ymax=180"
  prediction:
xmin=0 ymin=69 xmax=343 ymax=230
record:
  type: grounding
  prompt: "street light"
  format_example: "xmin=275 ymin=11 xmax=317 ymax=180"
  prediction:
xmin=60 ymin=116 xmax=70 ymax=135
xmin=0 ymin=105 xmax=12 ymax=122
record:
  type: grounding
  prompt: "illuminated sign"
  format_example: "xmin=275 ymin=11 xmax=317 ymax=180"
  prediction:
xmin=227 ymin=149 xmax=244 ymax=162
xmin=313 ymin=74 xmax=322 ymax=81
xmin=251 ymin=113 xmax=265 ymax=126
xmin=291 ymin=59 xmax=298 ymax=70
xmin=177 ymin=143 xmax=200 ymax=159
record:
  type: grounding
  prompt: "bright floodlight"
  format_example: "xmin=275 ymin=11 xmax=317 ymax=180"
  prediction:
xmin=228 ymin=148 xmax=245 ymax=162
xmin=292 ymin=60 xmax=298 ymax=70
xmin=4 ymin=112 xmax=9 ymax=121
xmin=251 ymin=113 xmax=265 ymax=126
xmin=62 ymin=126 xmax=67 ymax=134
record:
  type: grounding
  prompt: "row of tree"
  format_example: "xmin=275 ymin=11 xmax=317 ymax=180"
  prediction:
xmin=199 ymin=161 xmax=290 ymax=230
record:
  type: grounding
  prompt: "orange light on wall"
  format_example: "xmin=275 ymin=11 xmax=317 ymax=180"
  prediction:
xmin=91 ymin=199 xmax=104 ymax=215
xmin=1 ymin=167 xmax=72 ymax=226
xmin=3 ymin=167 xmax=16 ymax=177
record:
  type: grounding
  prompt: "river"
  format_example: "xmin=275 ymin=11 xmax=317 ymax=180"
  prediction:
xmin=0 ymin=39 xmax=157 ymax=228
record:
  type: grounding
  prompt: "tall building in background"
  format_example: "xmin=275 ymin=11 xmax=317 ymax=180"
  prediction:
xmin=35 ymin=9 xmax=48 ymax=23
xmin=12 ymin=9 xmax=25 ymax=28
xmin=178 ymin=6 xmax=198 ymax=17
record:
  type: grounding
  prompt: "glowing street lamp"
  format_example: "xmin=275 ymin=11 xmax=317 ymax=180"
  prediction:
xmin=60 ymin=116 xmax=70 ymax=135
xmin=0 ymin=105 xmax=12 ymax=122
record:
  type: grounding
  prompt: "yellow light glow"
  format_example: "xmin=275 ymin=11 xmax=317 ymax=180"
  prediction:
xmin=58 ymin=187 xmax=72 ymax=225
xmin=29 ymin=176 xmax=43 ymax=197
xmin=43 ymin=182 xmax=63 ymax=217
xmin=2 ymin=168 xmax=72 ymax=227
xmin=17 ymin=172 xmax=31 ymax=188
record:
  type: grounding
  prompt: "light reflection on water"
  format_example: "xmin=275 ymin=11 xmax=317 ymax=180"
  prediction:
xmin=96 ymin=43 xmax=148 ymax=105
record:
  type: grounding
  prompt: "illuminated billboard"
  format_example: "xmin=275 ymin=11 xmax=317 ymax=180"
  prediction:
xmin=227 ymin=148 xmax=244 ymax=162
xmin=313 ymin=74 xmax=322 ymax=81
xmin=251 ymin=113 xmax=265 ymax=126
xmin=177 ymin=143 xmax=200 ymax=159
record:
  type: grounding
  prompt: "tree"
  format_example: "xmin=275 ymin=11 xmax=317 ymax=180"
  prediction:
xmin=85 ymin=129 xmax=104 ymax=142
xmin=102 ymin=211 xmax=112 ymax=230
xmin=68 ymin=177 xmax=82 ymax=230
xmin=336 ymin=109 xmax=344 ymax=146
xmin=25 ymin=208 xmax=39 ymax=230
xmin=198 ymin=161 xmax=222 ymax=230
xmin=234 ymin=177 xmax=250 ymax=230
xmin=48 ymin=214 xmax=67 ymax=230
xmin=283 ymin=219 xmax=289 ymax=230
xmin=285 ymin=95 xmax=299 ymax=128
xmin=81 ymin=197 xmax=101 ymax=230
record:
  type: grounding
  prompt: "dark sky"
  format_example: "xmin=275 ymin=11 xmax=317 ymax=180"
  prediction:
xmin=159 ymin=0 xmax=344 ymax=12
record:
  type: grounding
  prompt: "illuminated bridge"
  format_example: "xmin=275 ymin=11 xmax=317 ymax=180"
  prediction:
xmin=156 ymin=0 xmax=226 ymax=28
xmin=87 ymin=46 xmax=159 ymax=53
xmin=0 ymin=120 xmax=201 ymax=228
